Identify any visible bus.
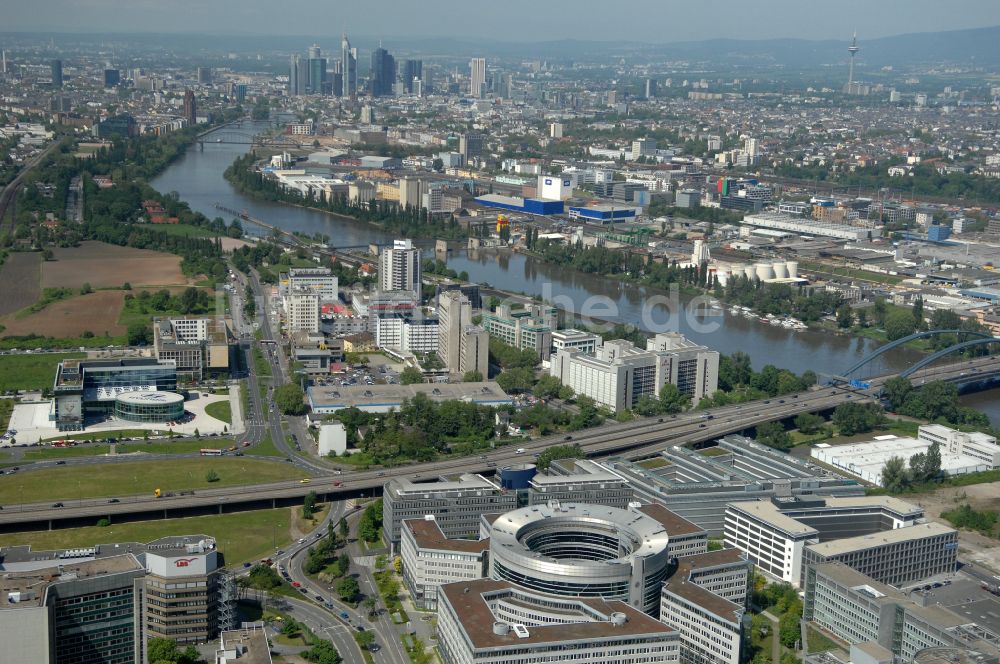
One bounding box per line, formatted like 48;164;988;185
200;448;224;456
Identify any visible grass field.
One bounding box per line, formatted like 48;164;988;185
806;626;842;653
0;457;306;503
0;252;41;317
0;352;85;392
0;400;13;431
244;433;285;458
42;428;159;442
0;508;294;565
23;438;235;460
205;400;232;424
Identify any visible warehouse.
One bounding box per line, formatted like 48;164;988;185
568;204;639;224
474;194;564;216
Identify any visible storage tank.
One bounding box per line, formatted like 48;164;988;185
754;263;774;281
786;261;799;279
499;463;537;490
743;265;756;280
772;261;788;279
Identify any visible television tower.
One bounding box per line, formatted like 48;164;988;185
847;32;860;87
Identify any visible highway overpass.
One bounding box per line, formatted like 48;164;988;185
1;355;997;533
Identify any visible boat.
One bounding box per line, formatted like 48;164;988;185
729;307;741;315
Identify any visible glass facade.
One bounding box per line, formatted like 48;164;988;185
114;394;184;423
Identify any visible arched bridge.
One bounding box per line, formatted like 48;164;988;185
900;337;1000;379
837;329;994;381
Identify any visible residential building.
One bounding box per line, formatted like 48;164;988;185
660;549;753;664
550;328;602;356
549;332;718;412
285;290;320;334
437;579;680;664
437;290;488;376
400;516;489;610
481;304;557;360
723;495;927;586
382;473;517;551
379;239;422;294
282;268;338;304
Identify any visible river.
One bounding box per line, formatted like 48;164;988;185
151;121;999;424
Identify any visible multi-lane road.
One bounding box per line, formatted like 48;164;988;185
3;353;998;530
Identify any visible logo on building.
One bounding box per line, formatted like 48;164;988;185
544;178;552;185
174;558;197;567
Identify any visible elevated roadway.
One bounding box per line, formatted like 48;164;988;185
2;355;997;532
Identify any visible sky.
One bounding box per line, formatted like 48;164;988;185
4;0;1000;43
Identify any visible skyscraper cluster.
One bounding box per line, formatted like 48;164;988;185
287;36;422;99
289;44;328;96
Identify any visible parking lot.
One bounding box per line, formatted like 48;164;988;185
312;362;401;389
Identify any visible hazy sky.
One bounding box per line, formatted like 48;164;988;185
5;0;1000;42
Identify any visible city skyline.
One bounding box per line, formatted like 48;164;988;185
3;0;1000;42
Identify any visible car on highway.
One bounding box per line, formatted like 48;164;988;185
314;595;323;602
55;460;66;465
291;581;301;587
108;498;119;503
52;502;64;508
299;478;311;484
340;611;350;620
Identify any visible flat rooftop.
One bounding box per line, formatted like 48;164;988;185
308;381;511;410
728;495;923;538
387;473;502;498
217;624;272;664
439;579;676;649
0;553;143;609
662;548;749;622
813;436;994;479
636;503;707;537
806;521;956;557
403;518;489;554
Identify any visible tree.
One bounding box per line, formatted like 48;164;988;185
658;384;691;414
205;469;220;483
884;309;917;341
127;322;152;346
755;421;792;450
80;282;93;295
302;639;343;664
146;638;193;664
496;367;535;393
778;600;803;648
362;595;378;618
248;563;282;590
836;304;854;328
462;370;483;382
793;413;825;435
881;456;910;493
336;576;359;602
356;629;376;650
832;402;885;436
882;376;913;412
42;248;54;261
273;383;307;415
400;367;424;385
339;517;349;541
303;490;318;519
533;375;564;399
912;296;925;329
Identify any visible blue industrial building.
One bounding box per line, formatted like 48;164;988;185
568;205;638;224
927;224;952;242
475;194;564;216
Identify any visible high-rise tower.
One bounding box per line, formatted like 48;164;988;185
847;32;860;87
470;58;486;98
341;32;357;98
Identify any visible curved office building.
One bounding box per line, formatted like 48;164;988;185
114;391;185;423
488;501;672;614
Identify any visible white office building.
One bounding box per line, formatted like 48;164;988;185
550;328;602;357
375;316;439;355
549;332;718;412
285;290;320;334
723;495;928;586
437;579;681;664
660;549;753;664
437;290;488;376
379;239;422;294
400;516;489;610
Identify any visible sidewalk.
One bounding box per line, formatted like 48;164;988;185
230;381;245;436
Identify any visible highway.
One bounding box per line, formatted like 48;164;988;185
2;354;997;530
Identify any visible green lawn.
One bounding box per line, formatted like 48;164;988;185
806;626;842;653
23;438;235;459
0;352;85;392
698;447;728;457
243;432;285;458
41;428;158;442
0;508;293;565
0;399;13;431
205;400;232;424
637;457;671;469
0;457;306;504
